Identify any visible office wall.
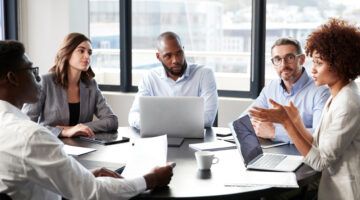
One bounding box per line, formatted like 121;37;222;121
18;0;88;74
18;0;68;73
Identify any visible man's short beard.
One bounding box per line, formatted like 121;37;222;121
162;60;187;77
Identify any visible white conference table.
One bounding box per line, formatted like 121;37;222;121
61;127;320;200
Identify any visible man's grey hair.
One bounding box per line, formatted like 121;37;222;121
271;37;303;54
156;31;183;50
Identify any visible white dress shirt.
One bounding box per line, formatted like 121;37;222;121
0;100;146;200
128;64;218;129
304;81;360;199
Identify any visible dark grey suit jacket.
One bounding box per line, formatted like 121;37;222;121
22;73;118;136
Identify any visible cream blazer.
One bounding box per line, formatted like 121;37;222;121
304;81;360;200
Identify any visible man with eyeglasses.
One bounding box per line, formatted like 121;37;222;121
245;38;330;143
0;40;173;199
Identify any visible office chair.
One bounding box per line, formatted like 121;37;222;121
0;193;12;200
212;111;218;127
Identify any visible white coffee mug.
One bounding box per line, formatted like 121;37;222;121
195;151;219;170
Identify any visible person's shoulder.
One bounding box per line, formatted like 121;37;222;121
86;77;98;87
36;73;57;91
190;64;213;75
337;83;360;106
41;73;56;83
16;120;63;156
190;63;206;70
262;79;280;91
307;81;328;93
143;66;164;79
150;66;164;74
301;77;328;93
256;79;279;98
1;104;55;143
311;84;330;99
266;79;279;87
14;117;52;139
322;83;358;118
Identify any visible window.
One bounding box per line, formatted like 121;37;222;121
265;0;360;83
1;0;17;40
132;0;253;92
0;0;5;40
89;0;120;85
89;0;265;97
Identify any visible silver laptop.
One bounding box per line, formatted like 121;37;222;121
140;96;204;138
229;115;303;172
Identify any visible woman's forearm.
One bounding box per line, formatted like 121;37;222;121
283;118;313;156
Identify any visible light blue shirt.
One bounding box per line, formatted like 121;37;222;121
129;64;218;129
248;68;330;143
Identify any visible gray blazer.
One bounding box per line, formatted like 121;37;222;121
22;73;118;136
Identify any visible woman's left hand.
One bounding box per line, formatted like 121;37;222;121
249;99;289;124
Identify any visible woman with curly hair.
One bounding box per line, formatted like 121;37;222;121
22;33;118;138
250;18;360;199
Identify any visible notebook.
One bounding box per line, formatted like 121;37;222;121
229;115;303;172
79;132;129;145
189;140;237;151
139;96;205;138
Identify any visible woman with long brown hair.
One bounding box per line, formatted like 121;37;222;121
23;33;118;137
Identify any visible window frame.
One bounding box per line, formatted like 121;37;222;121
3;0;18;40
98;0;266;99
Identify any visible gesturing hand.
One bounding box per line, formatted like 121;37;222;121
251;119;275;139
283;101;301;123
249;99;289;124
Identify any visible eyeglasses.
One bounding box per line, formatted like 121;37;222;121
16;67;41;82
271;53;302;66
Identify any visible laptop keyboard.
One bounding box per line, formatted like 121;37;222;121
252;154;286;168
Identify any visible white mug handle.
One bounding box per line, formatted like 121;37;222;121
212;157;219;164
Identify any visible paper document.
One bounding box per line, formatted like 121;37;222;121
225;171;299;188
189;140;236;151
215;127;231;135
63;144;96;156
122;135;167;178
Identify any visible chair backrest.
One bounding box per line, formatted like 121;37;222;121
0;193;12;200
213;111;218;127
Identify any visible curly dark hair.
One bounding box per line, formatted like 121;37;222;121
305;18;360;81
0;40;26;78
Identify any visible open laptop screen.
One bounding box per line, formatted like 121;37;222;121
140;96;204;138
232;115;263;166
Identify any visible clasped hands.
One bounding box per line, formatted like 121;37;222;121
57;124;95;138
